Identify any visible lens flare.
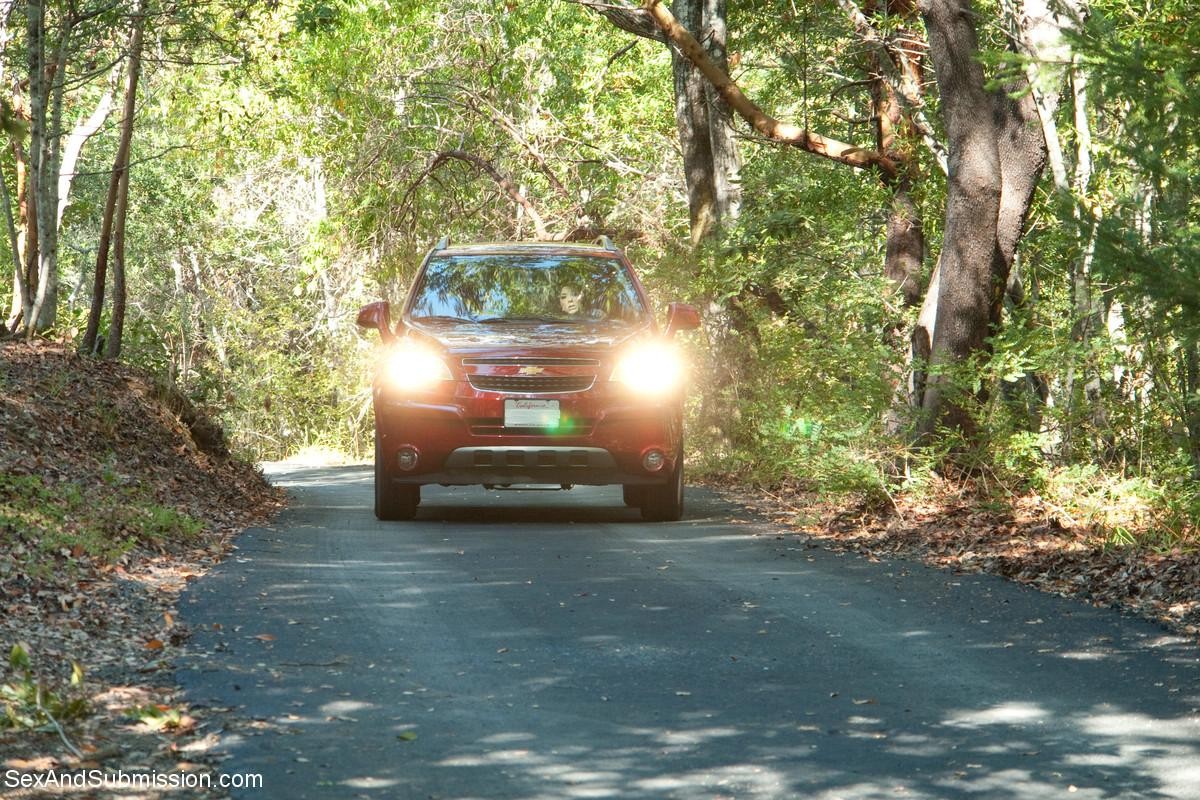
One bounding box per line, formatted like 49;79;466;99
385;345;452;391
611;342;685;395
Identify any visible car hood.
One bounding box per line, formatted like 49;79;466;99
406;321;651;353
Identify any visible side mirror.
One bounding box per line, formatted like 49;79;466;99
664;302;700;337
356;301;395;342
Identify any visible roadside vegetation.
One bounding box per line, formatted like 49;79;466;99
1;0;1200;776
0;340;280;788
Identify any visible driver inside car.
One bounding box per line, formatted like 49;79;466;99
558;282;604;320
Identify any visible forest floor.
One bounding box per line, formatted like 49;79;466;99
3;341;1199;798
0;340;283;798
713;477;1200;642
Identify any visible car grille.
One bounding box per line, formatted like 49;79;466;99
462;357;600;366
468;375;595;394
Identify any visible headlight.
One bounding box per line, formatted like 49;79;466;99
384;344;452;391
611;342;685;395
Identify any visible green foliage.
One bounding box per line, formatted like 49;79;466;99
1;644;90;730
661;150;909;504
0;473;203;578
0;0;1195;547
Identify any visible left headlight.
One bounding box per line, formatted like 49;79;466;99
383;344;453;391
611;341;685;395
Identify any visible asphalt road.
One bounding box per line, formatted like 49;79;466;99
178;465;1200;800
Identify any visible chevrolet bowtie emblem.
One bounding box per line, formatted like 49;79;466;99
518;366;545;375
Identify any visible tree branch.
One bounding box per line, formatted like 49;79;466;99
571;0;666;43
406;150;549;240
642;0;898;179
836;0;948;174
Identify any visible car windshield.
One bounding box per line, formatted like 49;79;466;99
407;253;649;325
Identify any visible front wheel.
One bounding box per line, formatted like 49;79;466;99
640;451;684;522
375;432;419;521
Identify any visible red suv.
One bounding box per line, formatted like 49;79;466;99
356;238;700;521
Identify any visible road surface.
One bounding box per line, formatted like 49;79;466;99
179;465;1200;799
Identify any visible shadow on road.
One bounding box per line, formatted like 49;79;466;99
178;465;1200;799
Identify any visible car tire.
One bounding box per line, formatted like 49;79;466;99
375;432;418;521
640;449;683;522
622;485;646;508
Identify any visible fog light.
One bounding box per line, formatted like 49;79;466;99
396;447;419;472
642;449;666;472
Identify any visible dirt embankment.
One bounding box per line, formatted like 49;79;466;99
1;340;283;797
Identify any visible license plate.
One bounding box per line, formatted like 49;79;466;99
504;399;560;428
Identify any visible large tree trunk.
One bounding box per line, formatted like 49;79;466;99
700;0;741;227
670;0;718;244
916;0;1046;442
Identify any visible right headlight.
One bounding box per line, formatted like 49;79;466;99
610;342;685;396
383;343;452;391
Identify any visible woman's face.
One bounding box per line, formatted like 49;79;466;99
559;287;583;314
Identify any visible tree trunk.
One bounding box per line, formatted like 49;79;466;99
865;3;926;307
0;161;21;319
58;79;114;228
916;0;1004;439
81;143;118;354
23;0;45;337
5;137;32;329
0;0;25;331
103;168;130;358
670;0;718;244
27;2;74;333
885;183;924;307
700;0;741;227
916;0;1045;442
100;1;145;360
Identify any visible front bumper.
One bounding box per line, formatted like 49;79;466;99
375;395;682;486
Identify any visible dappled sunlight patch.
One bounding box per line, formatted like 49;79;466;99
641;763;790;797
340;775;400;789
943;702;1049;728
883;732;944;758
479;731;538;745
318;698;374;716
654;726;742;746
1079;711;1200;741
934;768;1106;799
437;750;531;768
1058;650;1109;661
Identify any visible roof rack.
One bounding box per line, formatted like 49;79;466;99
434;236;450;250
593;235;616;251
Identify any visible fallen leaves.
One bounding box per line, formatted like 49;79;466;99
715;480;1200;641
0;340;285;796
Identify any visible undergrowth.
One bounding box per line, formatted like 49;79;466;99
1;643;90;730
0;472;204;579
